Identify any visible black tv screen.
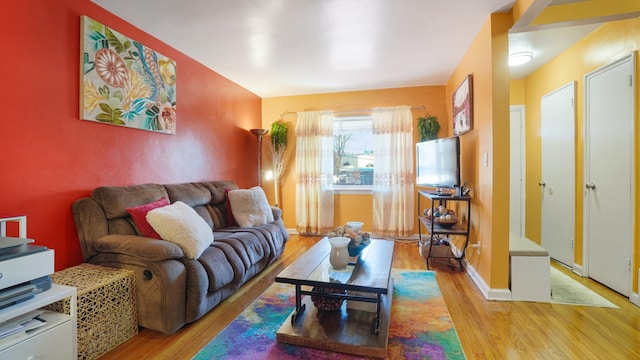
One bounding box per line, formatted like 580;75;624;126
416;136;461;189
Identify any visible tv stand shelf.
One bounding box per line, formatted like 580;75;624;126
417;190;471;271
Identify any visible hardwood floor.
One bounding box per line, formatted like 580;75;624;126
100;235;640;359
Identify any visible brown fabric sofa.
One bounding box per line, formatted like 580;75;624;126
72;180;288;334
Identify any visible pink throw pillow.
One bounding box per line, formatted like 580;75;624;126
225;189;237;227
127;197;170;239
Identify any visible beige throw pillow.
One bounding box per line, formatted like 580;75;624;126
146;201;213;259
228;186;274;227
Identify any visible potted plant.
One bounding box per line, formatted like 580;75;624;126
417;115;440;141
269;119;289;207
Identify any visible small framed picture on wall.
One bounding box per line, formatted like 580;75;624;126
452;75;473;136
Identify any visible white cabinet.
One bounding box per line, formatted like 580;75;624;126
0;284;77;359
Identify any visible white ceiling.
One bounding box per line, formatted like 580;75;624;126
508;22;600;79
91;0;601;98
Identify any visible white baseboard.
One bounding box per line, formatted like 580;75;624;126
465;261;512;301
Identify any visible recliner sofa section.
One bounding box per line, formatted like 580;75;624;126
72;180;288;334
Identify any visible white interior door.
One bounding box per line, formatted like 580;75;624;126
541;82;575;267
510;106;525;237
584;54;634;296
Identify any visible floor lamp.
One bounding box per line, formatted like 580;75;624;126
250;129;268;186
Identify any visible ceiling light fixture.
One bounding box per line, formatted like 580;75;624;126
509;51;533;67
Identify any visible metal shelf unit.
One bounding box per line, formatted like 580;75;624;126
417;190;471;271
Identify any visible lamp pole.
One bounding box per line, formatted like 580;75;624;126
250;129;269;186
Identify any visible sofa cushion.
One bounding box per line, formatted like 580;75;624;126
198;244;240;292
224;189;238;227
92;183;168;220
147;201;214;259
164;183;214;229
94;234;184;261
200;181;238;230
228;186;274;227
126;197;170;239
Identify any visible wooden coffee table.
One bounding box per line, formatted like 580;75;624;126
275;237;394;358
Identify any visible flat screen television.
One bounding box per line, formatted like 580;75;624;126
416;136;461;192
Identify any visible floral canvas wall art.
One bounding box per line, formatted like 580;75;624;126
81;16;177;134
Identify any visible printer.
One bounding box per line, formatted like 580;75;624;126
0;237;53;309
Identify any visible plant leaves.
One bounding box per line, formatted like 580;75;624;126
418;115;440;141
98;85;110;98
96;113;125;125
99;102;112;113
270;120;289;151
105;27;125;53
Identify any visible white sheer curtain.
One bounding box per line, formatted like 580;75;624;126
372;106;415;238
295;111;335;235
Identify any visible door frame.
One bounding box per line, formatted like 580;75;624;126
582;52;636;287
510;105;526;237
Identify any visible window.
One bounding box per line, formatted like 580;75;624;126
333;116;374;191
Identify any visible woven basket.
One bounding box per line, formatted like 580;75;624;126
311;287;346;311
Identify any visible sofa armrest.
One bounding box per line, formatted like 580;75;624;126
271;206;283;220
94;234;185;261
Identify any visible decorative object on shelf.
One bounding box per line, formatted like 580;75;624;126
310;286;346;311
452;74;473;136
80;16;177;134
269;119;289;207
345;221;363;232
417;114;440;141
328;236;350;270
250;128;269;186
424;206;458;228
327;224;371;257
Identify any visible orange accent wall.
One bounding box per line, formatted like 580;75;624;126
0;0;261;269
447;13;513;290
261;86;447;233
521;16;640;292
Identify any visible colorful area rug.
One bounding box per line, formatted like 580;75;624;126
193;270;465;359
550;267;618;308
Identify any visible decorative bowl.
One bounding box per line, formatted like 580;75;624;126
346;221;364;232
433;218;458;228
425;209;458;228
348;241;369;257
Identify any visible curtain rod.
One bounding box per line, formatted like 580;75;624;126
279;105;425;118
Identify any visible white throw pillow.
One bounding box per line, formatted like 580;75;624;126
228;186;274;227
146;201;213;259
